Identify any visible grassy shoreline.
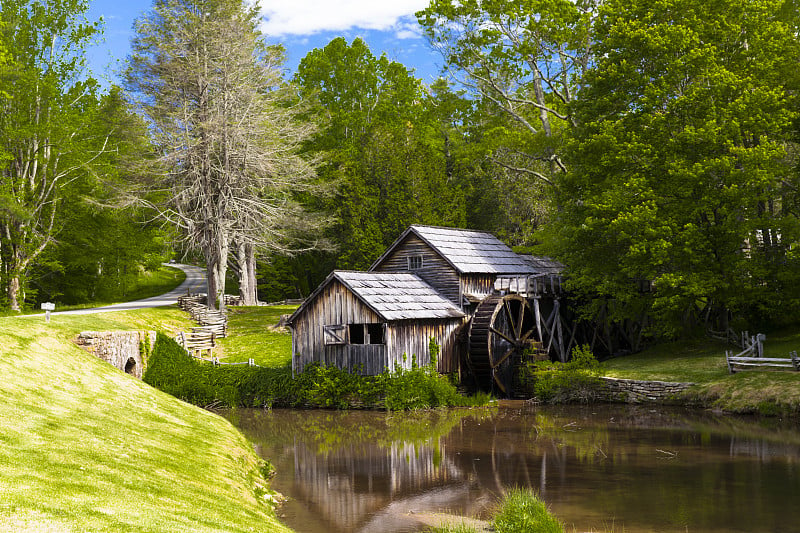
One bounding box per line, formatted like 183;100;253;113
0;308;290;532
215;305;800;416
600;328;800;416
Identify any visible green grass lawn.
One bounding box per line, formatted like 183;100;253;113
215;305;297;367
600;337;733;382
600;327;800;415
0;308;291;533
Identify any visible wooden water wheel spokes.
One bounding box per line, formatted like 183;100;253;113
468;294;536;396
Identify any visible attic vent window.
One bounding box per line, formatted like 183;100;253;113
407;255;423;270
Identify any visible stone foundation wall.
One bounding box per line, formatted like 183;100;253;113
75;331;157;379
600;377;695;404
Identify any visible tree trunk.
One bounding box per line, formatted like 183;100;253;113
7;244;26;312
246;243;257;305
215;235;229;311
235;240;258;306
206;256;218;311
7;274;21;312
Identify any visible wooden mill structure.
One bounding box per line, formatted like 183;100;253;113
289;225;588;396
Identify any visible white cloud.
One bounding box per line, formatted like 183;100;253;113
256;0;430;37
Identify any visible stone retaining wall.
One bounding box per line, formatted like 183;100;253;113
75;331;156;379
600;377;695;403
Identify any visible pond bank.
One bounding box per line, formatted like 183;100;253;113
599;376;695;403
594;329;800;416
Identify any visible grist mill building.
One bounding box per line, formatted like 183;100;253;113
288;225;567;394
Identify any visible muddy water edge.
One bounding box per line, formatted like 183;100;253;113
223;405;800;533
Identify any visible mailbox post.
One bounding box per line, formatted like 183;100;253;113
41;302;55;322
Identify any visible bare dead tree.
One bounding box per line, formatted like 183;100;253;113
125;0;330;309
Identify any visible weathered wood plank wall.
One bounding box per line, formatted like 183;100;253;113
292;279;381;374
323;344;386;375
387;319;464;374
292;279;463;375
460;274;496;302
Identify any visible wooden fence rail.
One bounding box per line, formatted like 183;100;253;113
175;330;215;358
725;332;799;373
727;352;800;373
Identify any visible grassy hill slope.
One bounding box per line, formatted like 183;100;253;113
0;308;290;532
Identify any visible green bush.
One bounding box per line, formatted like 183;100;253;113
381;361;462;411
521;345;605;403
144;334;486;410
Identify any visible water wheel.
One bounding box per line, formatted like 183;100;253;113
468;294;536;396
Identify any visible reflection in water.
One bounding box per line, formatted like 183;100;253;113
225;406;800;533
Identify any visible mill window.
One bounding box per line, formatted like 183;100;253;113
347;323;386;345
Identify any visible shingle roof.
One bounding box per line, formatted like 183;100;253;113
288;271;466;324
336;271;465;321
405;225;536;274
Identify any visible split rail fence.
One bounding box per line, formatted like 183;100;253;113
725;332;800;373
174;294;262;368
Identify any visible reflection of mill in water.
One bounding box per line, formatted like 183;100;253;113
286;413;563;533
292;441;467;532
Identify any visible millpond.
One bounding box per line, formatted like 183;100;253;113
224;405;800;533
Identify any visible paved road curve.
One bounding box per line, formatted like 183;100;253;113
30;263;207;316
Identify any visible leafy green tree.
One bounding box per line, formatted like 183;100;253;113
0;0;109;310
32;89;171;304
550;0;800;333
417;0;596;210
296;38;468;271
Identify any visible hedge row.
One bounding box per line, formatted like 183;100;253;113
143;333;487;410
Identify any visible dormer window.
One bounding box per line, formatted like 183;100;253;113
407;254;423;270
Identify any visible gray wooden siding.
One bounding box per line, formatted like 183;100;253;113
292;279;382;374
292;278;464;376
387;319;464;374
323;344;387;375
460;274;497;301
371;235;461;305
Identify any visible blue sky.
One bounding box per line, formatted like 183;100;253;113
85;0;446;86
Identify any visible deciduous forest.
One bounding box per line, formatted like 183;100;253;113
1;0;798;337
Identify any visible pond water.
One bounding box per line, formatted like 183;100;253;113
224;405;800;533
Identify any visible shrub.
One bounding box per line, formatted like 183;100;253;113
522;345;604;403
381;362;462;411
144;334;487;410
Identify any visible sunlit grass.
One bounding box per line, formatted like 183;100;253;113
425;488;563;533
0;308;290;533
215;305;297;367
600;337;732;382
